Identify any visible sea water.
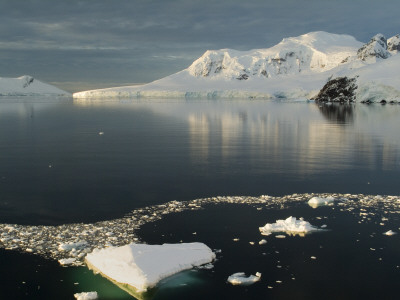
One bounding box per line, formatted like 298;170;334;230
0;98;399;299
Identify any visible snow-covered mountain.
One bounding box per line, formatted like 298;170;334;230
0;75;70;96
73;31;400;102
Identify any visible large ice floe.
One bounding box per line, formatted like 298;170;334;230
259;216;320;236
73;31;400;103
85;242;215;293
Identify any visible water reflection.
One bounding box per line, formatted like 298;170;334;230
316;103;354;124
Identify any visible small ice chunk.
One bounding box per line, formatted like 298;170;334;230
74;291;98;300
308;196;335;208
259;217;319;236
275;235;286;239
58;241;87;251
233;238;239;242
85;242;215;292
227;272;261;285
383;230;397;236
98;132;104;135
258;239;267;245
59;258;76;266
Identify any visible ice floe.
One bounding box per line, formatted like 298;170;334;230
227;272;261;285
0;193;399;267
85;242;215;292
259;216;320;236
308;196;335;208
383;230;397;236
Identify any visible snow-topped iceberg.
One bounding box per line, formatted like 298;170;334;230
308;196;335;208
259;216;320;236
0;75;70;97
73;31;400;102
85;242;215;295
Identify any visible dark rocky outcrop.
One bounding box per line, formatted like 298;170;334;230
312;76;357;103
357;34;391;60
22;75;34;88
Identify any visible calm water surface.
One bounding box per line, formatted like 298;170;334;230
0;98;399;299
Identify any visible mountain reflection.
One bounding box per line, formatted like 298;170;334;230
316;103;354;124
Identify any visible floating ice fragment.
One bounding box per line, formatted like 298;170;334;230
74;291;98;300
58;258;76;266
233;238;239;242
259;239;267;245
98;132;104;135
275;235;286;239
227;272;261;285
259;216;320;236
383;230;397;236
308;196;335;208
85;242;215;293
311;256;317;260
58;241;87;251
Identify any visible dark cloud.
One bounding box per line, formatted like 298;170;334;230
0;0;400;92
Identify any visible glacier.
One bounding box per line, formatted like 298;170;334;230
73;31;400;102
0;75;70;97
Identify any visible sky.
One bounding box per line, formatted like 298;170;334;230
0;0;399;93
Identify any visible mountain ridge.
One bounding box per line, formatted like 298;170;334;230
73;31;400;102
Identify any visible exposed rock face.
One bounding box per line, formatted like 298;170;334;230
312;77;357;103
388;34;400;52
357;34;391;60
21;75;34;88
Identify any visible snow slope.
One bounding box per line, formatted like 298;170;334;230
0;75;70;96
73;32;400;101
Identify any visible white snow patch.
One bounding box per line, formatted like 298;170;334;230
227;272;261;285
308;196;335;208
74;291;98;300
259;216;320;236
85;242;215;292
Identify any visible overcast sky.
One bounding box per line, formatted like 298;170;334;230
1;0;399;92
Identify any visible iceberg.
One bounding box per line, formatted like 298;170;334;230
85;242;215;295
227;272;261;285
308;196;335;208
259;216;320;236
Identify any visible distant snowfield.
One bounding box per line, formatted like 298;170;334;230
0;75;70;97
73;31;400;102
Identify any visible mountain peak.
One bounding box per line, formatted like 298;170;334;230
188;31;362;80
357;33;391;60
